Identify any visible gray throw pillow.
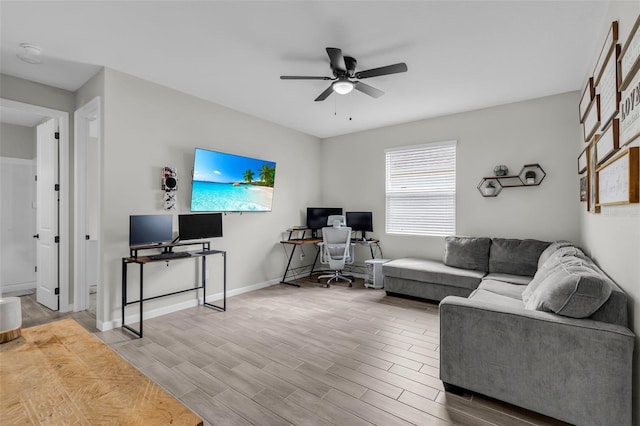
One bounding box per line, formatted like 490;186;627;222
489;238;550;277
522;255;585;303
443;236;491;272
537;240;575;269
524;262;612;318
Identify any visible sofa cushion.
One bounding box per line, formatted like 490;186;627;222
489;238;550;276
443;236;491;272
524;263;613;318
382;258;485;290
537;240;574;269
477;279;526;300
468;289;525;309
484;273;532;286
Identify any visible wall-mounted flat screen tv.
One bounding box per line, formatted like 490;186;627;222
191;148;276;212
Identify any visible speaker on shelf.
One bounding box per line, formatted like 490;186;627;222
162;166;177;191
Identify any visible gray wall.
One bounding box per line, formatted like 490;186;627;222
99;68;322;327
321;92;581;263
578;3;640;424
0;122;34;159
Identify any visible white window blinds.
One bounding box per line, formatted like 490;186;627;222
385;141;456;236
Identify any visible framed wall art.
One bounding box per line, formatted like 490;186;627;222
619;63;640;147
596;118;619;165
596;146;639;206
578;145;588;174
618;14;640;91
587;141;600;213
594;21;618;85
580;175;587;202
582;95;600;142
597;44;620;130
579;77;594;122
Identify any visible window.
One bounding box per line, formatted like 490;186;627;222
385;141;456;236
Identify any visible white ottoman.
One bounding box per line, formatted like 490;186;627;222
0;297;22;343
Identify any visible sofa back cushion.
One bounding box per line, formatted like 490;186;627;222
443;236;491;272
524;262;612;318
489;238;550;276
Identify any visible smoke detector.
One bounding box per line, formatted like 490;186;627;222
17;43;42;64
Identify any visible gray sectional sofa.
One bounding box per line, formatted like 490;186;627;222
382;237;634;426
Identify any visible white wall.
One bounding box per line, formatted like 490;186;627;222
321;92;581;263
0;122;35;159
578;4;640;424
98;68;322;328
0;123;36;292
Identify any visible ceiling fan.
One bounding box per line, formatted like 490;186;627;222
280;47;408;102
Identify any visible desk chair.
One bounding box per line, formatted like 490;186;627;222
327;215;346;227
317;226;354;287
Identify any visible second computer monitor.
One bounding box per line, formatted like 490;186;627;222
346;211;373;240
178;213;223;241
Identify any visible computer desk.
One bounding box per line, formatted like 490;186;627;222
122;240;226;338
279;230;382;286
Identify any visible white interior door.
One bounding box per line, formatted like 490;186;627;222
74;97;101;314
36;118;59;311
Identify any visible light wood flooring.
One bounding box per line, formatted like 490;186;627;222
93;278;569;426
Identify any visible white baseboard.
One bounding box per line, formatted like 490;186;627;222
97;277;281;332
0;282;35;294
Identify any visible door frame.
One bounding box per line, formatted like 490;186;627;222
0;98;70;311
73;97;101;314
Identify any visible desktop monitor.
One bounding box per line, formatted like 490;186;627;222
346;211;373;240
178;213;223;240
306;207;342;237
129;214;173;247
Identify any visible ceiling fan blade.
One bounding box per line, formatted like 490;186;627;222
354;81;384;98
326;47;346;72
314;85;334;102
280;75;333;80
355;63;408;79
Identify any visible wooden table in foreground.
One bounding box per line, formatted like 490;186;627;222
0;318;202;425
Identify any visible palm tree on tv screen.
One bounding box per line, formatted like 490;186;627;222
243;169;254;183
259;163;275;187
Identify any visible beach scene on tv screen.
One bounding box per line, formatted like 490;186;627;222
191;149;276;212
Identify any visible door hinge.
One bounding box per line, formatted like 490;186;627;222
54;132;60;140
35;175;37;181
54;184;60;191
35;266;37;273
55;236;60;243
54;288;60;295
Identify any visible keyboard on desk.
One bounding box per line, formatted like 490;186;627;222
147;251;192;260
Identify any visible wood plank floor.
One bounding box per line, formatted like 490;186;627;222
14;293;98;331
95;278;569;426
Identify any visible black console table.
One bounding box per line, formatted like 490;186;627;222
122;240;226;338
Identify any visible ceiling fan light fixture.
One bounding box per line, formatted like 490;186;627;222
333;80;354;95
17;43;42;64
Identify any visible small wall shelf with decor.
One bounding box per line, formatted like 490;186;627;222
477;164;546;197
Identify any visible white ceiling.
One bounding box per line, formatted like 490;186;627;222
0;105;46;127
0;1;610;138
